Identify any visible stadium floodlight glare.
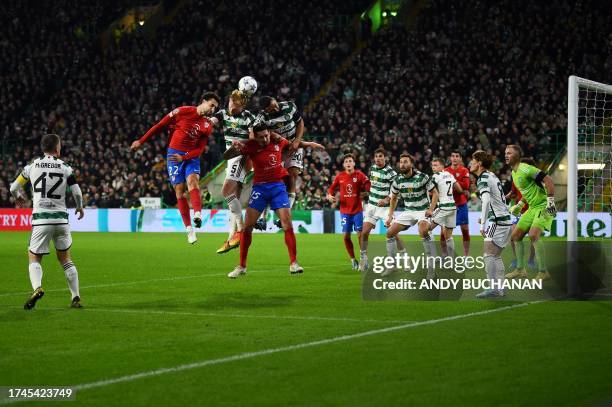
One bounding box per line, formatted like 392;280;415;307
567;75;612;241
577;163;606;170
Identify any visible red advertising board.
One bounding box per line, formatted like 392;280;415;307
0;208;33;230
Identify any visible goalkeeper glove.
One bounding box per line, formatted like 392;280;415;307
546;196;557;217
510;201;525;216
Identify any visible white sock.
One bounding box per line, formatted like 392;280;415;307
226;195;244;232
422;235;437;278
494;255;506;293
360;249;367;259
386;237;397;257
446;238;455;258
63;261;80;298
288;193;296;208
228;213;237;239
483;253;495;282
28;262;43;290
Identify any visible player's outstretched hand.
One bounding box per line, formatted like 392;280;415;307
168;154;184;163
130;140;142;150
309;142;325;150
509;201;525;216
480;227;486;237
425;209;433;218
75;208;84;220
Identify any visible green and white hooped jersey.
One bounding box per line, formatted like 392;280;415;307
368;164;396;207
214;109;256;149
390;170;430;212
21;155;75;225
259;101;302;141
476;171;511;223
429;171;457;209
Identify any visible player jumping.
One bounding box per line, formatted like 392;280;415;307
223;122;324;278
505;144;556;281
470;150;512;298
256;96;305;230
327;154;371;270
359;148;405;272
131;92;220;244
210;90;257;254
10;134;85;309
442;151;471;255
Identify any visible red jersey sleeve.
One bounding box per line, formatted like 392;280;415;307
328;174;340;196
359;171;371;192
139;108;180;144
458;168;470;190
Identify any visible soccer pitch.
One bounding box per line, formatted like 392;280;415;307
1;232;611;406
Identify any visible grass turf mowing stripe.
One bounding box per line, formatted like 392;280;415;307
0;263;348;298
0;301;539;404
85;307;416;324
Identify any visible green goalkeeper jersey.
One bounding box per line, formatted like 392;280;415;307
511;163;547;208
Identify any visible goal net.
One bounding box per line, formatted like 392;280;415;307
567;76;612;241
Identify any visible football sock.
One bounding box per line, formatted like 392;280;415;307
446;238;456;258
343;235;355;259
386;237;397;257
239;229;253;268
516;240;525;268
284;228;297;263
361;238;369;253
483;253;495;281
177;197;191;227
189;189;202;213
62;261;80;298
440;235;448;256
226;194;244;232
494;255;506;290
28;262;43;290
533;239;547;272
228;214;237;240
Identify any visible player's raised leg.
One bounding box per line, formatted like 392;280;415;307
172;181;196;244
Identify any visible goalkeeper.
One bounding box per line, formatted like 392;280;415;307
504;144;556;281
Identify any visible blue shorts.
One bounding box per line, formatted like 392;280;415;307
248;182;290;212
166;148;200;185
456;203;469;226
341;212;363;233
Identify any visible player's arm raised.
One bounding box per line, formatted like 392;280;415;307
223;140;246;160
299;141;325;150
131;110;174;150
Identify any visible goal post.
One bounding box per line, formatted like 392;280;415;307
567;75;612;242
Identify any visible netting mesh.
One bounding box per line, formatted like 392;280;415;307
576;85;612;213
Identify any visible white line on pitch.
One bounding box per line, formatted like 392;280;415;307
0;301;539;404
84;307;414;324
0;263;348;298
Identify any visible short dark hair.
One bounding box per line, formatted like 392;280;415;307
41;133;60;153
521;157;536;166
259;96;275;110
507;144;523;157
450;150;462;157
399;153;414;162
472;150;493;169
201;91;220;105
431;157;445;166
343;153;355;162
374;148;387;157
253;120;268;133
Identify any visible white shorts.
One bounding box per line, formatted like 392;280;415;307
29;223;72;255
225;155;248;183
484;223;512;248
284;147;303;172
364;203;389;225
430;208;457;229
393;210;428;227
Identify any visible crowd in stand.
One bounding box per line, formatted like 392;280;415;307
1;0;610;210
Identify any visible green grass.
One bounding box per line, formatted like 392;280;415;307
1;232;611;406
